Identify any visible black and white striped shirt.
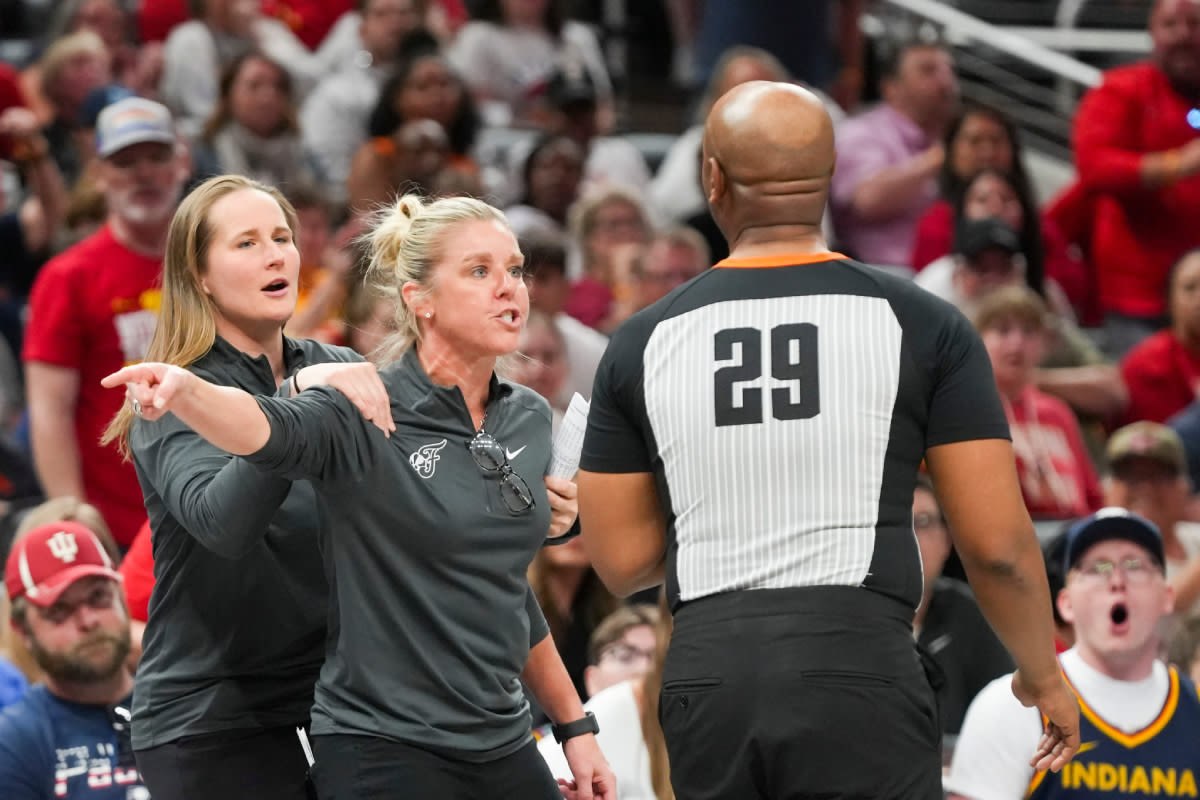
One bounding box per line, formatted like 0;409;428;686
580;253;1010;610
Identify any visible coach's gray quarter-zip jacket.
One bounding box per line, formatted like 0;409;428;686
247;346;554;761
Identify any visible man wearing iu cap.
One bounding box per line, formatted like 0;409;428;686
948;508;1200;800
24;97;190;549
0;521;147;799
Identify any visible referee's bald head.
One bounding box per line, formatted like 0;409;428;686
702;81;835;248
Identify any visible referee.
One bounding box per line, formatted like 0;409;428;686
577;81;1079;799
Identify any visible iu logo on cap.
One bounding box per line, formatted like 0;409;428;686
46;531;79;564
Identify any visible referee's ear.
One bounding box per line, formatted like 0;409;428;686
704;156;726;206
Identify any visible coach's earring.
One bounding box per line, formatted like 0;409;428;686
425;312;432;318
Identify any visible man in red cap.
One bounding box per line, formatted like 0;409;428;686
0;521;146;798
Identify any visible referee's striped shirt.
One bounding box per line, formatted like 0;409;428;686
580;253;1011;611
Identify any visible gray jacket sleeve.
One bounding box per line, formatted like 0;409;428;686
525;584;551;649
132;414;293;560
248;387;382;484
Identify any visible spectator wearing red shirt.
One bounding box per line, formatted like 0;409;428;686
977;286;1104;521
1072;0;1200;357
1120;249;1200;426
23;98;189;548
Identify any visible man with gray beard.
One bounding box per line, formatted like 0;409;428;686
23;97;190;550
0;521;147;798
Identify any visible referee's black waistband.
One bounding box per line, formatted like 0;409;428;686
673;585;914;628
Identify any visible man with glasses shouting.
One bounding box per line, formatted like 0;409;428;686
947;508;1200;800
0;521;146;798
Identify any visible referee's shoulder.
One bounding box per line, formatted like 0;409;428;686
843;258;972;326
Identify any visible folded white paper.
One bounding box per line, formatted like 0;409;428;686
547;393;589;480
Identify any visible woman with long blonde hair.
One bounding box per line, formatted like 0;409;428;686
99;174;390;800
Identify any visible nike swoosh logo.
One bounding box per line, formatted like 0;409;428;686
506;445;527;461
1076;741;1099;755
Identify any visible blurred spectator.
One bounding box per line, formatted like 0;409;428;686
527;538;620;702
693;0;864;110
911;475;1013;734
300;0;421;202
192;52;319;189
346;49;479;213
1168;615;1200;685
1042;530;1075;652
23;98;189;549
915;215;1026;317
283;186;359;341
33;0;164;107
316;0;454;71
910;107;1091;321
650;46;791;225
0;522;143;797
31;30;112;187
919;215;1126;439
339;277;398;356
501;65;650;205
448;0;613;129
116;519;151;664
1072;0;1200;357
580;604;659;699
505;132;584;240
948;509;1193;800
1104;422;1200;618
976;286;1104;520
0;63;27;137
1120;249;1200;425
831;39;958;267
159;0;324;139
261;0;356;50
1;497;124;688
538;597;672;800
523;234;607;405
0;107;68;356
138;0;190;44
631;227;708;311
562;185;652;332
508;309;569;428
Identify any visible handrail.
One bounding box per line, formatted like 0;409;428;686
879;0;1103;86
1001;27;1150;53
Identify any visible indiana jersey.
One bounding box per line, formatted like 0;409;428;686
581;253;1010;611
1028;667;1200;798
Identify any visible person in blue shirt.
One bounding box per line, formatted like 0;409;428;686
0;520;147;799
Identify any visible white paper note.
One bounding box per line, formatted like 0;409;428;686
297;727;315;767
547;393;590;480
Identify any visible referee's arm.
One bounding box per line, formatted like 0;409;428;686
927;437;1080;772
577;470;667;597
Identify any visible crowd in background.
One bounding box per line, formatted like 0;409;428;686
0;0;1198;798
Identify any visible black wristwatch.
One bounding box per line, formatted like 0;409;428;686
552;711;600;744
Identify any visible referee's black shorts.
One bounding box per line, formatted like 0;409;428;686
660;585;943;800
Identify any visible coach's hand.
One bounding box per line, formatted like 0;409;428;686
295;361;395;436
545;477;579;540
558;733;616;800
1012;669;1080;773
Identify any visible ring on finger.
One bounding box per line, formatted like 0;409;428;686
131;398;143;417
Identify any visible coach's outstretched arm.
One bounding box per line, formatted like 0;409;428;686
926;437;1080;773
577;471;667;597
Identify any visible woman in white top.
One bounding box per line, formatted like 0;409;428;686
448;0;612;129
